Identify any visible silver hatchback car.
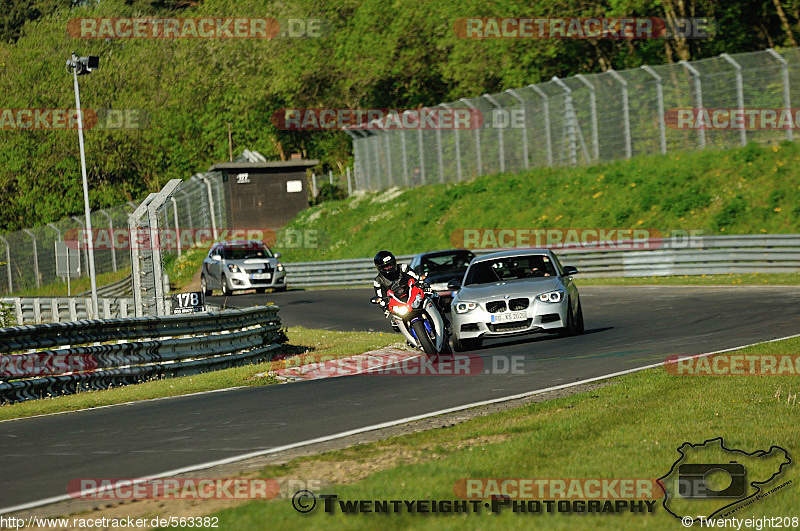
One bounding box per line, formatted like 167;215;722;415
200;240;287;296
449;249;584;351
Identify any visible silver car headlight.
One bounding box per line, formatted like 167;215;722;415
454;301;478;314
537;290;564;303
276;262;284;272
227;264;243;273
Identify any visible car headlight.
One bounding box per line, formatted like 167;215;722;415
227;264;242;273
454;301;478;314
393;306;409;316
429;282;448;291
537;290;564;303
276;262;284;272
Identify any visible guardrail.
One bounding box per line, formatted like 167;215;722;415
0;305;285;404
282;235;800;286
0;297;135;325
77;274;132;298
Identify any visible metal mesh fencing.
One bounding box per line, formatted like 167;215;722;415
0;171;230;296
351;47;800;191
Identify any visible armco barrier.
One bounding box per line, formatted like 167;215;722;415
282;235;800;286
0;305;285;404
0;297;135;325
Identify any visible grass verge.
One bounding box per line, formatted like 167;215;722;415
0;327;398;422
278;142;800;263
195;336;800;529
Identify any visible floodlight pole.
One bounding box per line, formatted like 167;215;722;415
69;52;98;317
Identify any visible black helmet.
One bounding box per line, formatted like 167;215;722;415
374;250;399;280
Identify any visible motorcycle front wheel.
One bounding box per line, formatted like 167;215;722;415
411;318;437;356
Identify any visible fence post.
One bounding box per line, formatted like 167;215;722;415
311;172;317;198
680;60;705;149
371;119;393;186
640;65;667;154
434;105;445;183
551;77;578;166
528;84;553;166
198;174;219;239
47;222;68;293
0;235;11;293
400;128;410;186
482;94;505;172
607;69;633;158
459;98;482;175
346;166;353;196
719;54;746;147
71;216;89;277
440;102;463;180
170;197;181;257
354;130;373;190
574;74;600;162
415;110;426;184
22;229;40;289
767;48;793;142
505;89;529;169
371;132;383;189
98;210;117;271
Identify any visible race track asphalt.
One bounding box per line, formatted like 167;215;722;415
3;285;800;510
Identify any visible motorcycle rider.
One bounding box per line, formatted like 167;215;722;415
373;250;426;318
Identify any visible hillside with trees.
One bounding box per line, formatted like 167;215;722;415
0;0;798;231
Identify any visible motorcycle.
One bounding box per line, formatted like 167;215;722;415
371;278;449;356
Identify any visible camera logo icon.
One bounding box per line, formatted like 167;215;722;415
677;462;746;498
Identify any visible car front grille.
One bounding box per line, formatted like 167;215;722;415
485;300;507;313
488;319;533;332
245;265;273;274
509;298;529;311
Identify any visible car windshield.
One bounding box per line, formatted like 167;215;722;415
419;251;474;274
464;255;557;285
220;244;273;260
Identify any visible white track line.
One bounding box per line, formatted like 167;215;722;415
0;387;246;425
2;332;800;515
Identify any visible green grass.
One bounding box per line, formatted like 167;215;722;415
9;268;132;298
275;142;800;263
0;327;398;421
200;335;800;529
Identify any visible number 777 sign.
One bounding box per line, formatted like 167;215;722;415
171;291;205;314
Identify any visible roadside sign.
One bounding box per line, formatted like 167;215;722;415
55;241;80;278
171;291;205;314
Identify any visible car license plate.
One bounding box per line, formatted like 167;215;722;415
491;311;526;323
250;273;271;280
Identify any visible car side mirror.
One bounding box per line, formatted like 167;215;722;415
369;297;381;305
562;265;578;276
210;254;222;261
447;279;462;290
274;252;282;258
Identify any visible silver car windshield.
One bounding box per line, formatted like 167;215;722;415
465;255;556;285
221;245;273;260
